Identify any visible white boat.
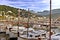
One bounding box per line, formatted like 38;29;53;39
20;32;40;39
20;30;46;40
5;26;47;40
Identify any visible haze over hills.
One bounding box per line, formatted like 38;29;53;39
37;9;60;15
37;9;60;19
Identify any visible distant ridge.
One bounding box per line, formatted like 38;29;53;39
37;9;60;19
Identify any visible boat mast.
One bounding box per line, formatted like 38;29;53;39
49;0;52;40
17;9;20;37
27;8;30;39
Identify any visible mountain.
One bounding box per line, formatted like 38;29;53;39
37;9;60;19
44;13;60;19
37;10;49;15
37;9;60;15
0;5;42;18
0;5;60;19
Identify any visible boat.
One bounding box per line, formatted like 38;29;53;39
20;30;47;40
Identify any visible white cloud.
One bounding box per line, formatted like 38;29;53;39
0;0;60;11
52;0;60;9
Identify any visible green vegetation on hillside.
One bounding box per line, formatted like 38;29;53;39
0;5;42;18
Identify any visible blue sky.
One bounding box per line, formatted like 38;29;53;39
0;0;60;11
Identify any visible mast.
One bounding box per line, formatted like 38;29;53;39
17;9;20;37
27;8;30;39
49;0;52;40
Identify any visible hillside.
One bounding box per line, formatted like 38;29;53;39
0;5;42;18
0;5;18;16
0;5;60;20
